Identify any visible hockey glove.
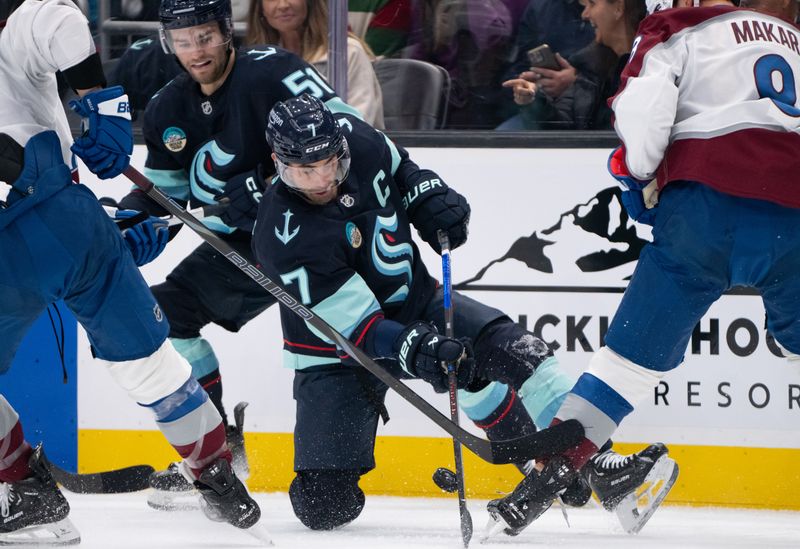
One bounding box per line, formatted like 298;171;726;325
403;173;470;254
608;146;658;226
70;86;133;180
114;209;169;266
217;166;266;231
394;321;475;393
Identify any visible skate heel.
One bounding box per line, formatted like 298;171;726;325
615;455;679;534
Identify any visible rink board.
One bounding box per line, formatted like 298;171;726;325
67;146;800;509
79;429;800;510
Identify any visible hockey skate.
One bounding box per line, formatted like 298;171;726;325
147;401;250;511
483;456;578;539
0;445;80;546
515;459;592;508
585;443;679;534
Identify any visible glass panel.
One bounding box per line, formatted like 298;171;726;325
347;0;648;131
96;0;649;131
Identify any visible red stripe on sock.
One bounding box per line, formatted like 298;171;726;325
0;423;33;482
550;418;598;470
173;422;232;477
201;375;222;389
474;389;517;430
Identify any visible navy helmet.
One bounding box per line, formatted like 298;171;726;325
266;94;351;190
158;0;233;54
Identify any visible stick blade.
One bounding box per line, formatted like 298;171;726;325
486;419;585;464
51;463;155;494
460;506;473;547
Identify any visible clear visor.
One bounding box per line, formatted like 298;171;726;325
160;22;231;54
276;146;351;195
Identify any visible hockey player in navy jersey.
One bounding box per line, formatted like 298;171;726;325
487;0;800;538
116;0;367;508
0;0;261;543
249;94;672;531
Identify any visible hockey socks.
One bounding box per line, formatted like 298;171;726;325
0;395;32;483
141;377;230;478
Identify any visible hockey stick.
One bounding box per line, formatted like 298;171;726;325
438;231;472;548
50;462;154;494
122;165;584;465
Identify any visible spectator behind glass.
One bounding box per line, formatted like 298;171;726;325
404;0;515;128
503;0;594;82
347;0;416;57
500;0;645;130
246;0;385;128
496;0;595;129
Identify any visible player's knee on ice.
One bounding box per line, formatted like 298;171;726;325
289;469;365;530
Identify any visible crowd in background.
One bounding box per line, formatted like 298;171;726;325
78;0;800;130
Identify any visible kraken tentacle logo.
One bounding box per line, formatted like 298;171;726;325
190;140;235;204
371;213;413;303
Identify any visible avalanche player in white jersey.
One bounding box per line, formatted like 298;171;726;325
487;0;800;537
0;0;263;544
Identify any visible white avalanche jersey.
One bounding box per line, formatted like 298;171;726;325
611;6;800;208
0;0;95;164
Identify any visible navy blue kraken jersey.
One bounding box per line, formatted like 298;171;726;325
252;114;439;370
137;46;359;236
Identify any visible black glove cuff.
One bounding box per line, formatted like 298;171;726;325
394;321;437;375
403;173;448;215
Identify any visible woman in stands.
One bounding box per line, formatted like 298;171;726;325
246;0;385;128
500;0;647;130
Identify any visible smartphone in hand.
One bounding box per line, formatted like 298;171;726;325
527;44;561;71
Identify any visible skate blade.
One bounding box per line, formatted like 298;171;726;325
147;489;201;511
0;517;80;546
243;521;274;547
615;456;679;534
478;515;508;543
556;498;571;528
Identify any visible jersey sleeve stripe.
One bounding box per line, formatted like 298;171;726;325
142;167;190;200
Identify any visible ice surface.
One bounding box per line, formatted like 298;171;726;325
63;492;799;548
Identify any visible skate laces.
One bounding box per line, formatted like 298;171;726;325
0;483;14;518
594;451;633;471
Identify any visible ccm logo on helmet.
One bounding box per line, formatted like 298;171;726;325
304;141;330;154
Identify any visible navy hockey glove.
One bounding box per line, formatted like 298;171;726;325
217;166;266;231
608;146;658;226
114;209;169;266
70;86;133;179
403;174;470;255
394;322;475;393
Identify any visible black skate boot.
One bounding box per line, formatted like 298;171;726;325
0;445;80;546
514;460;592;508
194;458;260;529
485;456;578;538
585;443;679;534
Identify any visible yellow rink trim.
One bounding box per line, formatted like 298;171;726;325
78;430;800;510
